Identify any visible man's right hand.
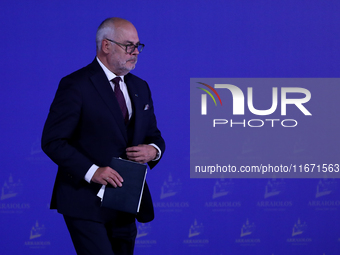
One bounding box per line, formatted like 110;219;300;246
91;166;123;187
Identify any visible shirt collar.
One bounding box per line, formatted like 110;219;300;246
96;57;125;83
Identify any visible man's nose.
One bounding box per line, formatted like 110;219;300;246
131;46;140;55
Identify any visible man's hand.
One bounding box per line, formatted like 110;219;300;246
91;166;123;187
126;144;157;164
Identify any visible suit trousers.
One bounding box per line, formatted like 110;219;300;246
64;215;137;255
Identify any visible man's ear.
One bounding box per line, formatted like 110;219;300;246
101;39;110;54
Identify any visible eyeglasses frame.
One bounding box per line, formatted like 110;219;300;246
105;38;144;54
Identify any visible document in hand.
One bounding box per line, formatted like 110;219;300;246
101;157;147;214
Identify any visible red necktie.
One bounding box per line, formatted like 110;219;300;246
112;77;129;124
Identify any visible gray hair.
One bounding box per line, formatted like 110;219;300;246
96;18;116;52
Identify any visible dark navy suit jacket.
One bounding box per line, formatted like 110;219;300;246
41;58;165;223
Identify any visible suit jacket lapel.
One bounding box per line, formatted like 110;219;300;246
89;59;128;143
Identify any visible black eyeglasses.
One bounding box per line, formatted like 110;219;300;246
105;38;144;54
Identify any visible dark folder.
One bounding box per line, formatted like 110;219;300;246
101;157;147;214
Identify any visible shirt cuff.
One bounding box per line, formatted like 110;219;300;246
149;143;161;161
85;164;99;183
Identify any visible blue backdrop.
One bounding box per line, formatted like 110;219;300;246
1;1;340;254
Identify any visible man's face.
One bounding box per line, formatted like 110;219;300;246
106;24;140;76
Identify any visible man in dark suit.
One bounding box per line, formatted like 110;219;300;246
41;17;165;255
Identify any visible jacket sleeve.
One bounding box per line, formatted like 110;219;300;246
142;82;166;169
41;76;93;184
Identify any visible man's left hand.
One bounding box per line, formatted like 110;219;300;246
126;144;157;164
